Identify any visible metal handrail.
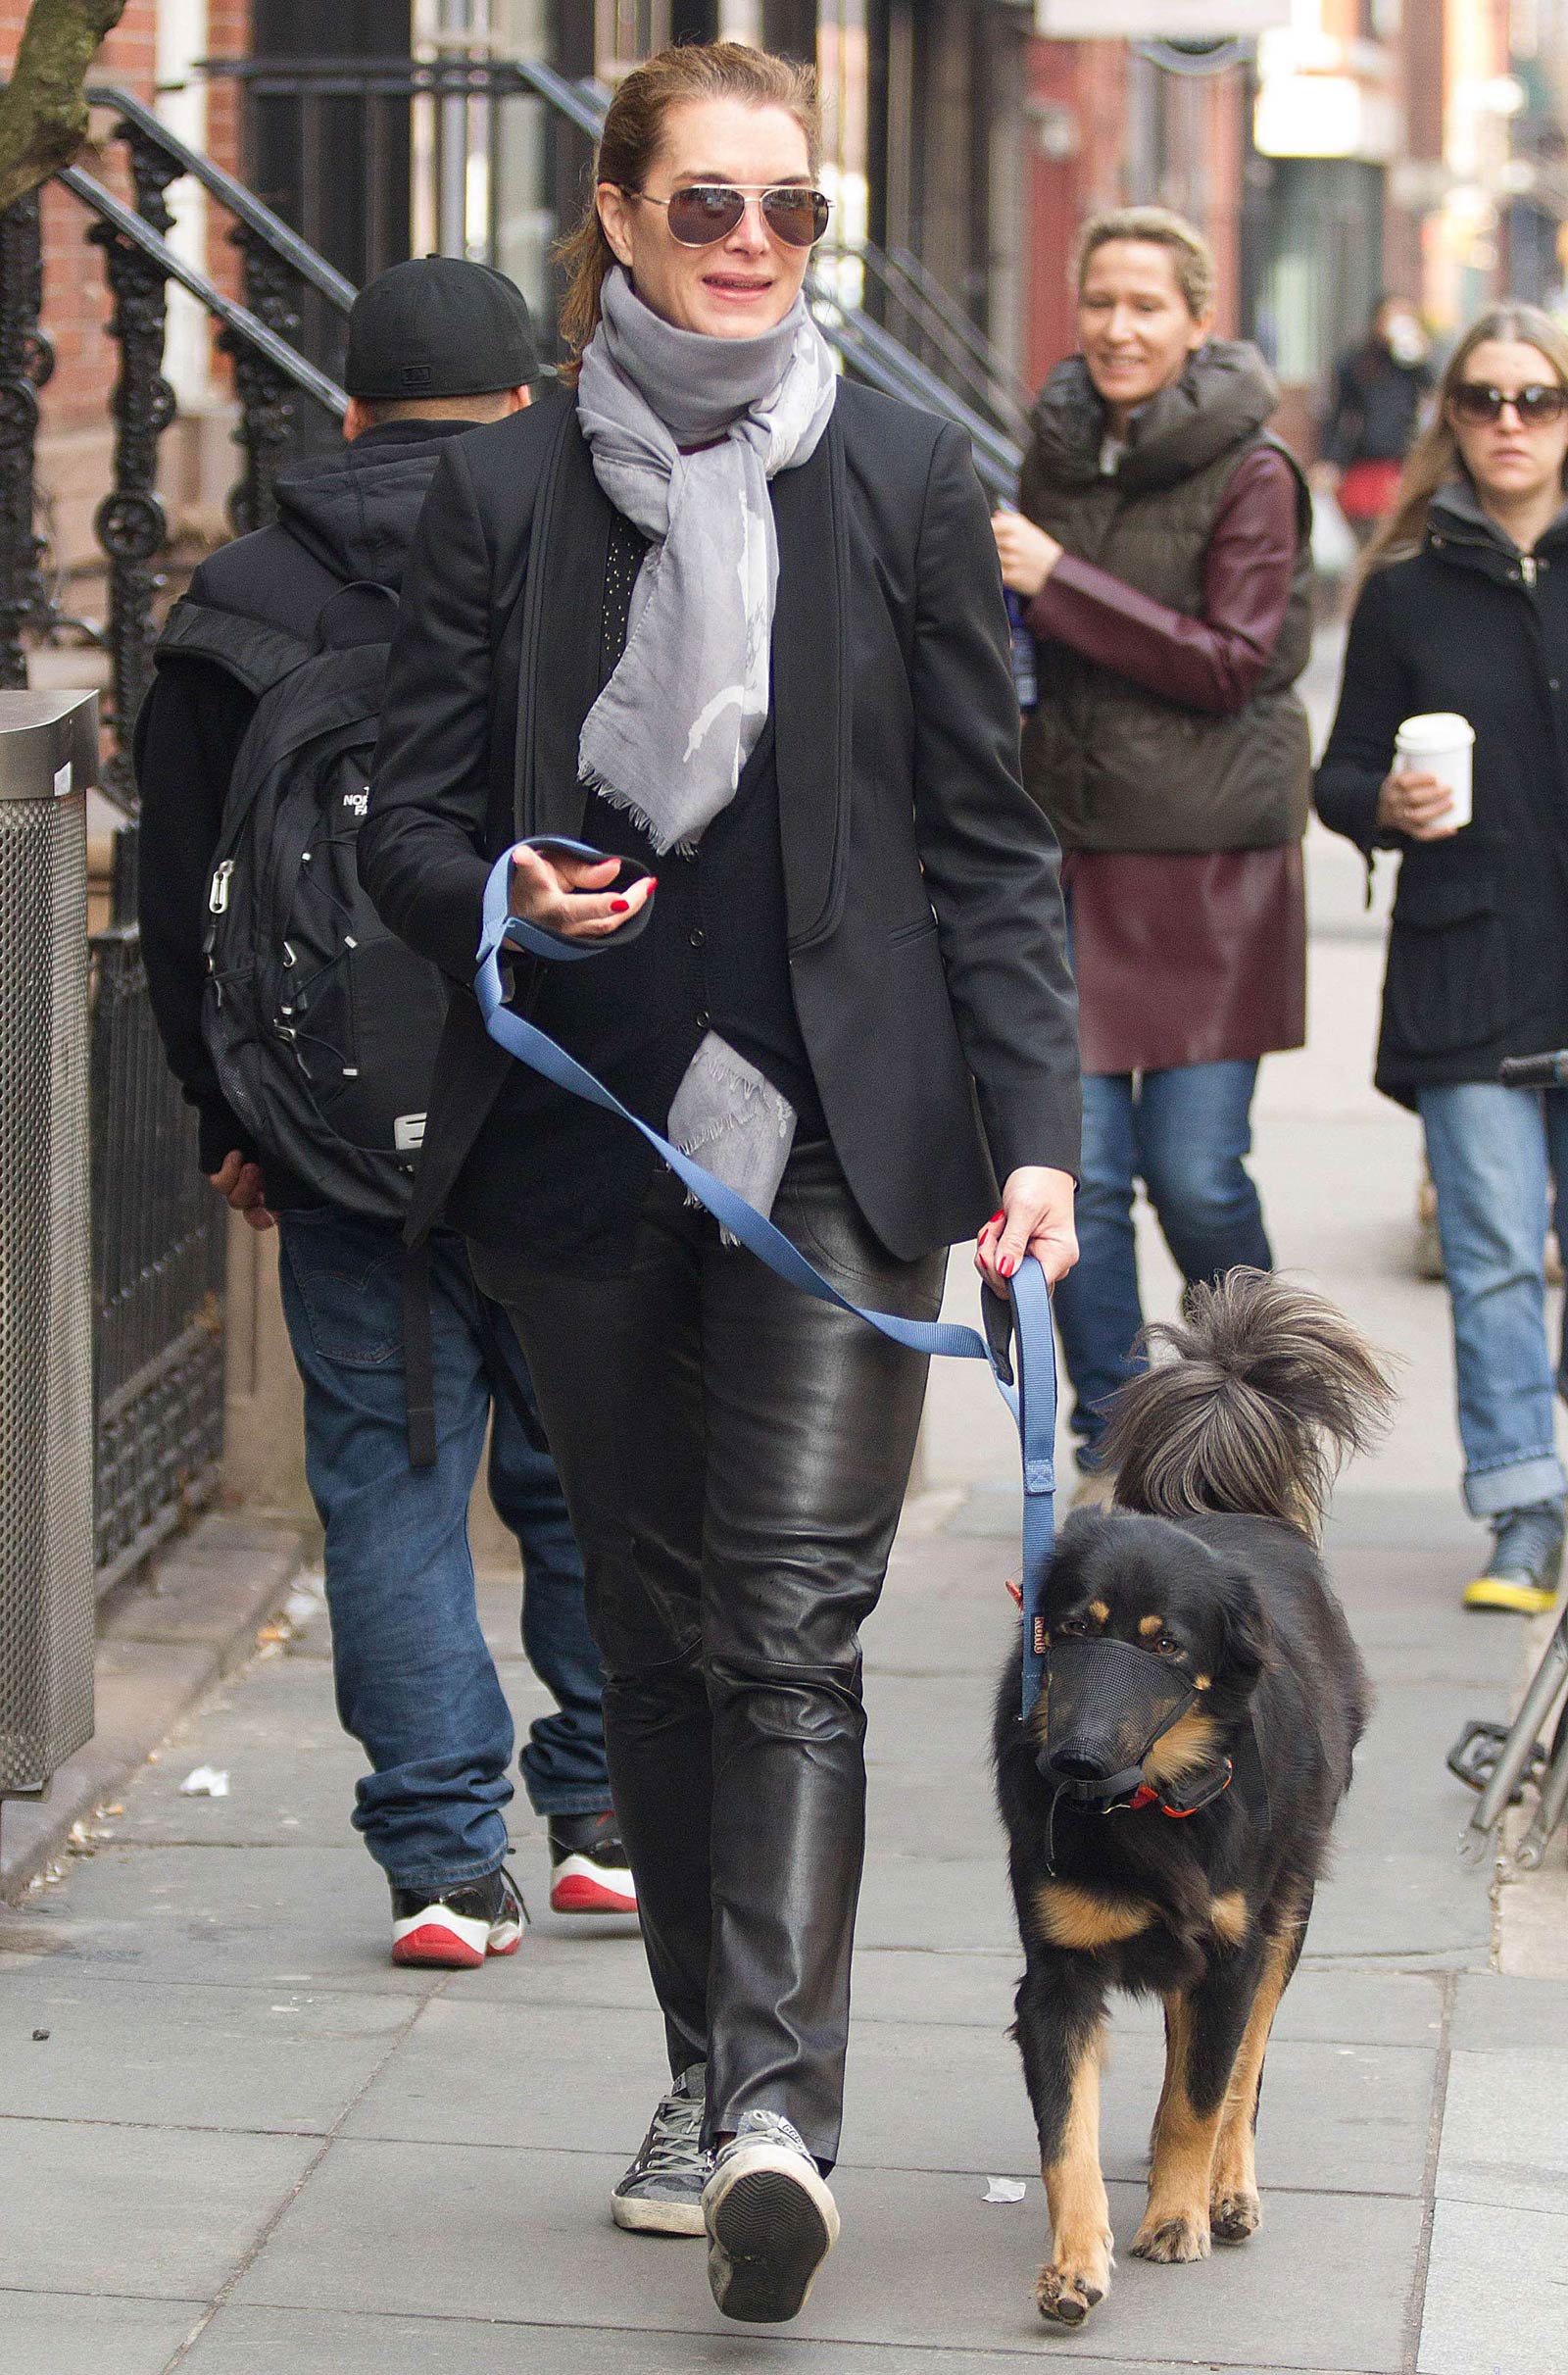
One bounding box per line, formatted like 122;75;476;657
86;84;356;313
846;241;1028;440
879;239;1034;420
198;51;611;140
55;164;348;415
810;284;1021;501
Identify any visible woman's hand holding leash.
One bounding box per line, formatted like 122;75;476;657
509;842;657;939
976;1165;1078;1292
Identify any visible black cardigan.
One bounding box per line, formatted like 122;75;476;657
1315;485;1568;1107
361;382;1081;1262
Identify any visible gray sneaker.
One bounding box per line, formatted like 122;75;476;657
1465;1501;1567;1615
703;2107;840;2323
611;2064;710;2236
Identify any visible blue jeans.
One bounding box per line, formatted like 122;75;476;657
275;1212;610;1891
1054;1062;1272;1460
1417;1083;1568;1519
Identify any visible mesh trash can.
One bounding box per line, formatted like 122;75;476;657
0;691;96;1798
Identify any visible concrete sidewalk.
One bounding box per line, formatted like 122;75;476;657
3;683;1567;2369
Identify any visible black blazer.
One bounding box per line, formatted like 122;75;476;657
362;379;1081;1261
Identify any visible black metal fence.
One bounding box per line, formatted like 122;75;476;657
0;91;343;1588
90;833;227;1595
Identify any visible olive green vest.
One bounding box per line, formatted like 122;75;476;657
1019;347;1313;855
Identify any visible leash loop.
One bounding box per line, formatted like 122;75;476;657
474;844;1057;1717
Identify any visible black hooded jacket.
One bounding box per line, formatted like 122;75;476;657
134;420;476;1196
1315;478;1568;1104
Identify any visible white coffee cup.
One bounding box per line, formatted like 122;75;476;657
1394;712;1475;829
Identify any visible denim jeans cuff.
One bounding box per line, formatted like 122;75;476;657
381;1853;507;1894
1463;1453;1568;1520
520;1788;615;1820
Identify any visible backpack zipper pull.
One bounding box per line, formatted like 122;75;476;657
208;859;235;915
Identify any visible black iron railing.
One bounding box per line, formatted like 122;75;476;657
0;96;349;1586
89;831;226;1595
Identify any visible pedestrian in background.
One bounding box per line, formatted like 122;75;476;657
362;40;1079;2322
993;205;1311;1484
1317;303;1568;1615
136;259;636;1970
1318;295;1436;539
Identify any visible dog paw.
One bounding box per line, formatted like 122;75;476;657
1035;2258;1107;2326
1210;2188;1260;2245
1132;2212;1211;2264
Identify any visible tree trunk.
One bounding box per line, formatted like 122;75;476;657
0;0;129;216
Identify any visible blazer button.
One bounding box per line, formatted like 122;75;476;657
696;1008;710;1030
689;926;707;948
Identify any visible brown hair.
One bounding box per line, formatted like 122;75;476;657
1073;205;1216;322
556;41;820;379
1360;302;1568;582
1097;1270;1395;1540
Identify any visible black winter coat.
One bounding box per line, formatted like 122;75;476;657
1315;480;1568;1105
361;382;1082;1262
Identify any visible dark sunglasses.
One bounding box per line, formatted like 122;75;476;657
1449;380;1568;426
626;181;832;251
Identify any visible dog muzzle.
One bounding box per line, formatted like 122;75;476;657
1038;1638;1200;1803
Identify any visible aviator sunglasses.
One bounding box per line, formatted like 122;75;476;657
624;180;832;251
1449;380;1568;427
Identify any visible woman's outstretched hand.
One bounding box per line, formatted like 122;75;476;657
991;512;1063;599
975;1166;1079;1293
509;843;658;939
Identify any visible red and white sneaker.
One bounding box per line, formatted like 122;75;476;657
389;1866;527;1968
548;1813;638;1916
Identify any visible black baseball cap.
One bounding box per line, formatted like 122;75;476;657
344;256;541;401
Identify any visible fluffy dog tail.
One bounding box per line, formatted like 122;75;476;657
1096;1269;1395;1536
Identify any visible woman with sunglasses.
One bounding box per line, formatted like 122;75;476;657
992;207;1312;1490
1318;304;1568;1615
362;40;1079;2321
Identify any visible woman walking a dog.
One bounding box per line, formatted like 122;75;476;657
993;208;1312;1487
1318;304;1568;1616
362;40;1080;2324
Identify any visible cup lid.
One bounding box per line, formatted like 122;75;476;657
1396;711;1475;749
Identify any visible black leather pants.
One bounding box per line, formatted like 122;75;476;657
470;1141;944;2166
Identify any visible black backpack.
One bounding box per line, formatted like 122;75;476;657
164;581;449;1225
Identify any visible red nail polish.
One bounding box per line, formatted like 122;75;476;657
999;1255;1015;1278
645;875;659;890
610;898;629;914
989;1211;1004;1228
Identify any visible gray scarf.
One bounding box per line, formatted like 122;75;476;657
576;269;837;1219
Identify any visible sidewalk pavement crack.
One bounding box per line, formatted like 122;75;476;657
1399;1965;1454;2375
157;1969;455;2373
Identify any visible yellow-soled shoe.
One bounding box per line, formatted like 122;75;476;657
1463;1575;1559;1615
1464;1503;1565;1614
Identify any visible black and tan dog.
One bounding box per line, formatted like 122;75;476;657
993;1270;1394;2328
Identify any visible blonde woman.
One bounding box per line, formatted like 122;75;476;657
1317;305;1568;1613
994;207;1312;1483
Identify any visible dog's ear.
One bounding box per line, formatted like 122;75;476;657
1215;1565;1271;1693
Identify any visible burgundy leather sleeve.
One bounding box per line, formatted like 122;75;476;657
1025;446;1301;717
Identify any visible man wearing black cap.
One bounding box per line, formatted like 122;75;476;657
135;256;635;1965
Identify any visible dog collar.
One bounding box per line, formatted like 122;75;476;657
1117;1758;1235;1818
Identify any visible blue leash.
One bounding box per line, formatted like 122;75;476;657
474;843;1057;1716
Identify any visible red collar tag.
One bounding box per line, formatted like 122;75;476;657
1125;1758;1234;1817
